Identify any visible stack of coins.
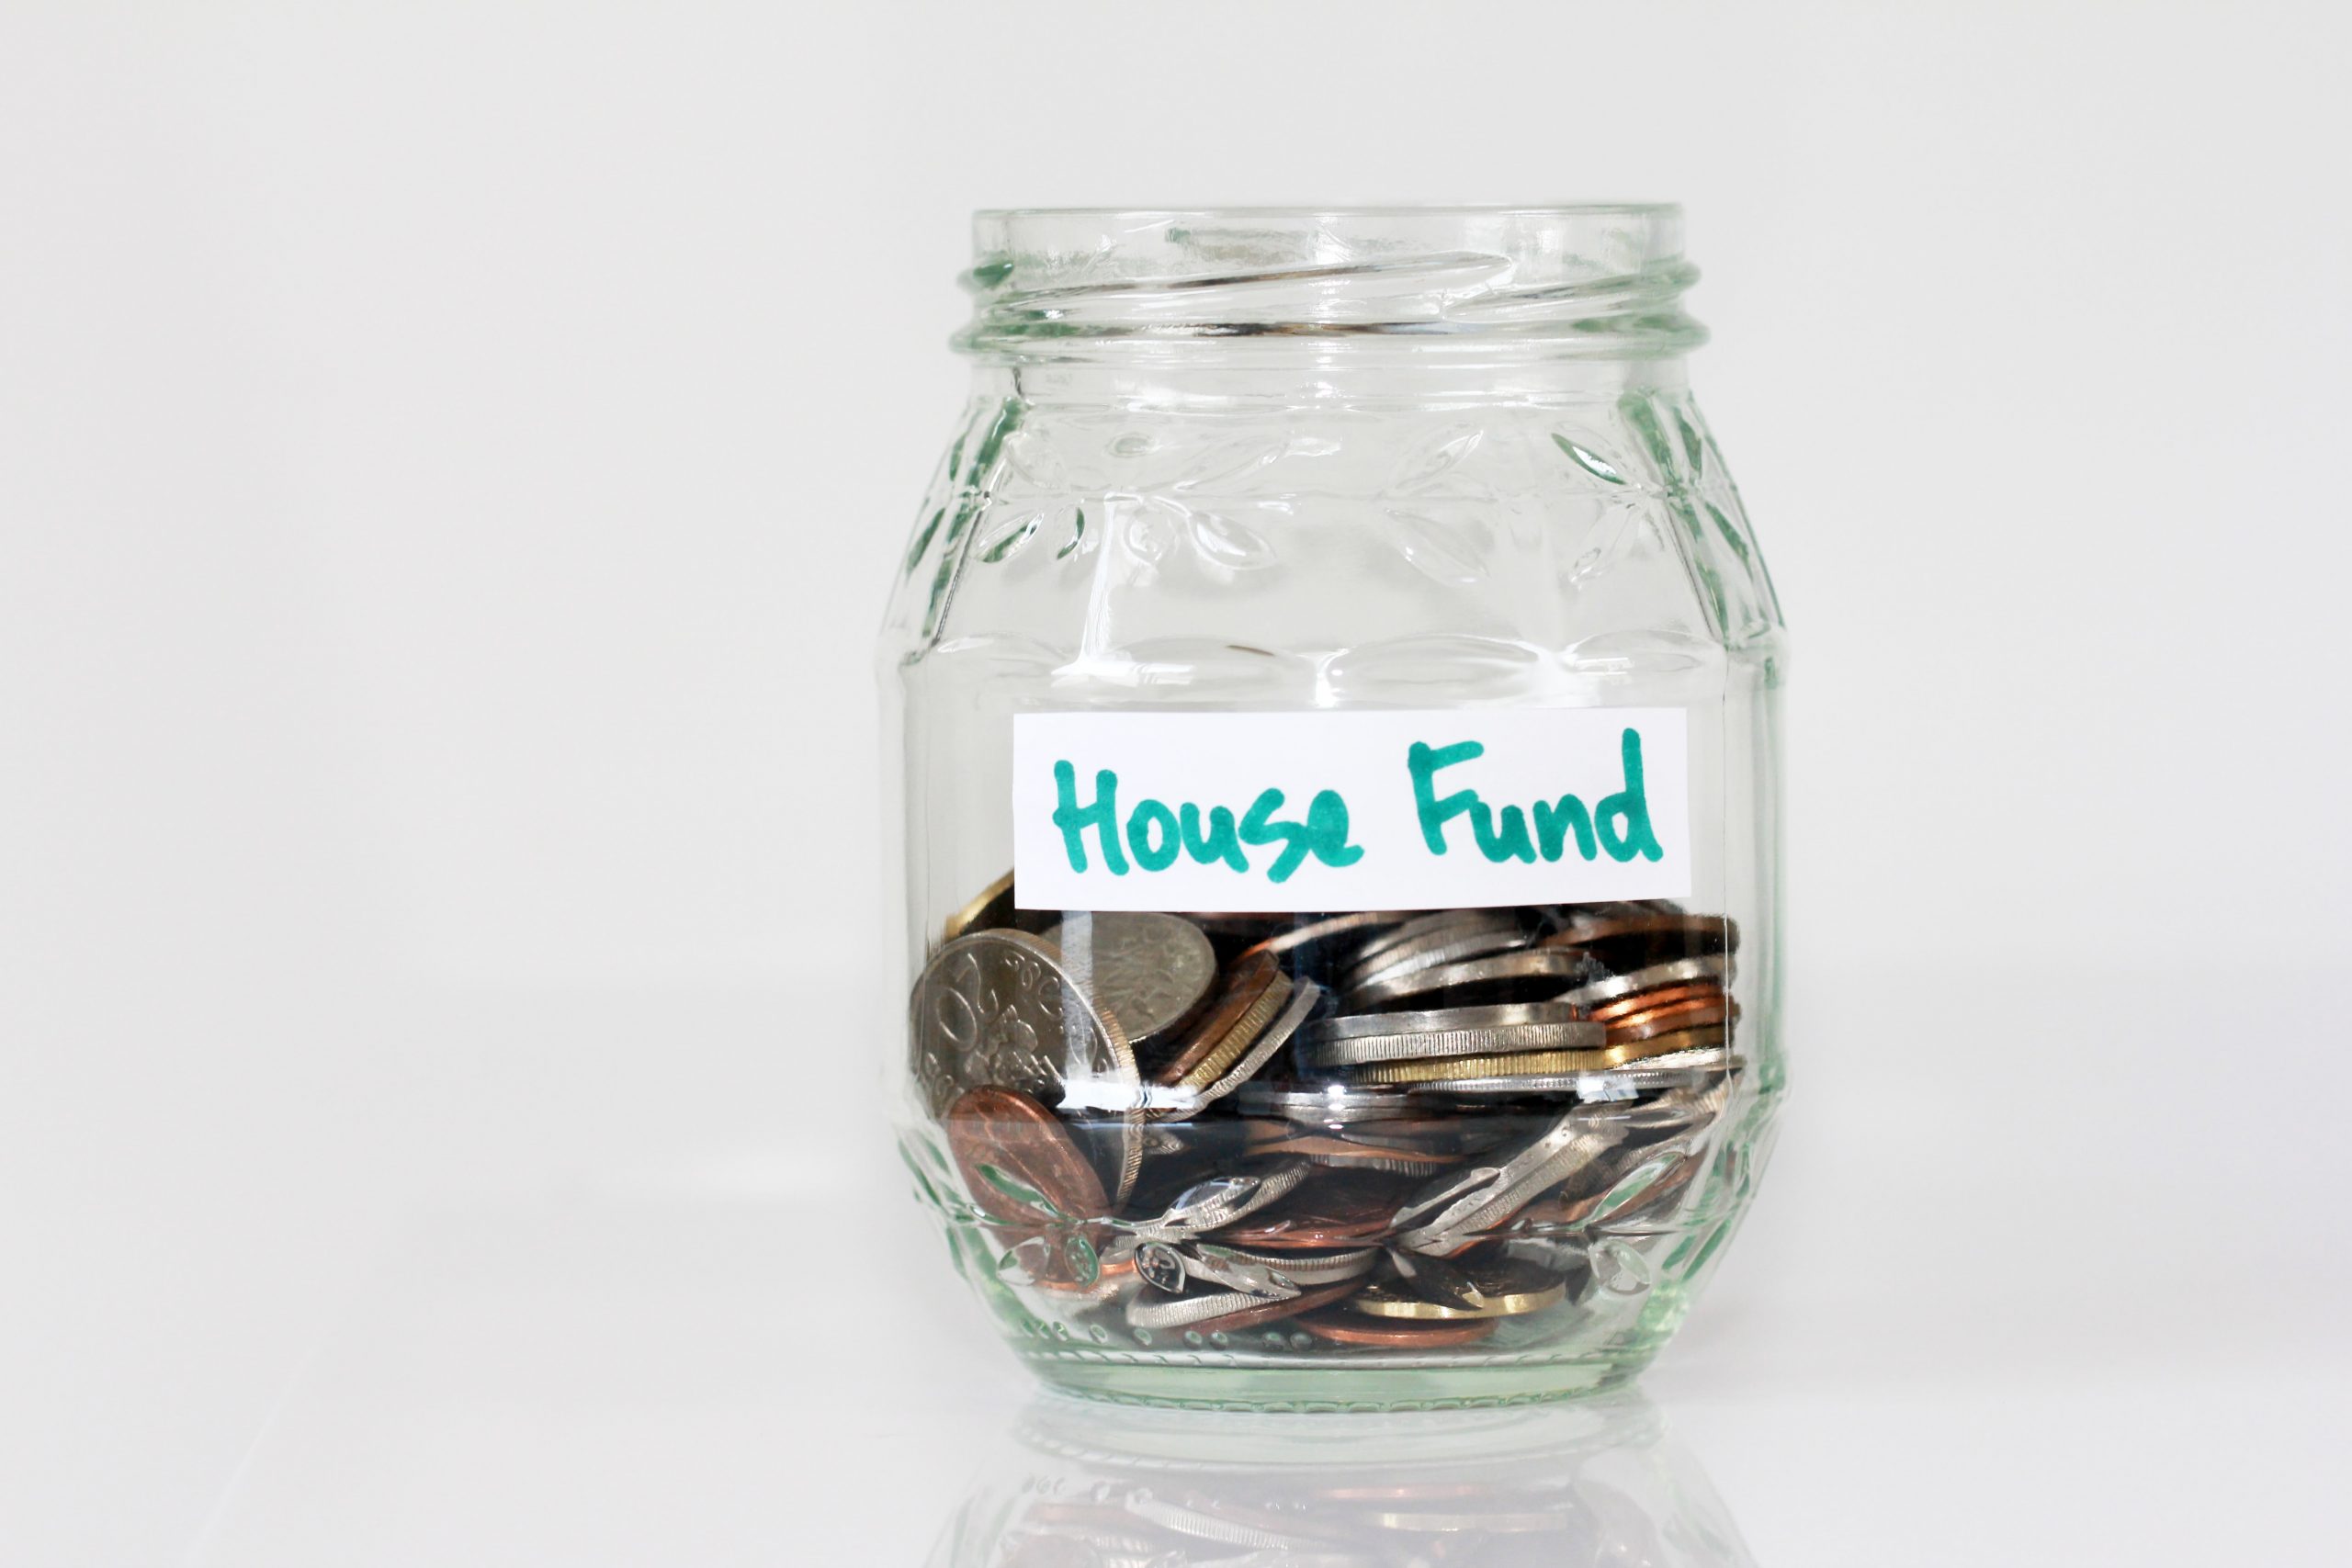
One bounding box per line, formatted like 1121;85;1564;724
911;887;1747;1349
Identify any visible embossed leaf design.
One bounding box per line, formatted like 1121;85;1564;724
1552;432;1628;485
1186;508;1277;570
1060;1229;1101;1287
1675;408;1706;475
1566;503;1642;588
977;512;1040;564
978;1162;1066;1221
1002;429;1072;491
1384;508;1491;585
1122;498;1180;566
1170;436;1288;494
1388;426;1484;491
901;506;945;577
1054;502;1089;560
1589;1147;1690;1225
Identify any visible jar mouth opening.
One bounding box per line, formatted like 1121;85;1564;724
958;206;1703;360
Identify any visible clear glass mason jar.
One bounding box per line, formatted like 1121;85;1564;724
880;208;1784;1411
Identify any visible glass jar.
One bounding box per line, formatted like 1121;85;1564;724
880;208;1784;1411
927;1392;1757;1565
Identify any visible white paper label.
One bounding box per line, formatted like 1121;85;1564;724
1012;708;1690;912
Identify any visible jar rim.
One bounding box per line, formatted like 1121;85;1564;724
958;206;1702;359
973;203;1683;221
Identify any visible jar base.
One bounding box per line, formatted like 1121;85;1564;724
1018;1345;1655;1413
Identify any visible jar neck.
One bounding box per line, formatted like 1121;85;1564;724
987;348;1690;413
956;208;1705;412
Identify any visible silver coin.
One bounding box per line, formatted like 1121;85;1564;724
1345;909;1524;987
1299;1003;1604;1068
1166;1240;1377;1293
1392;1109;1621;1253
1126;1286;1293;1332
1122;1157;1312;1240
1046;912;1217;1052
1348;946;1600;1009
1299;1150;1459;1177
1251;1246;1380;1286
1238;909;1413;960
1351;908;1513;966
910;930;1143;1201
1234;1081;1424;1125
1419;1048;1740;1100
1554;953;1734;1010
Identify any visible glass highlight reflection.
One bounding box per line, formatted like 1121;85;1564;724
930;1388;1755;1566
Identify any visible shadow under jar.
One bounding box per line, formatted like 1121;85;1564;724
880;207;1786;1411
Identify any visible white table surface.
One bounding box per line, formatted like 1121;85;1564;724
132;969;2351;1565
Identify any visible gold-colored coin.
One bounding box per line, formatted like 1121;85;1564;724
1346;1272;1566;1320
1177;972;1293;1092
941;870;1014;944
1351;1032;1716;1085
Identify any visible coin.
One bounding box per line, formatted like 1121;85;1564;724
944;1086;1110;1228
1351;908;1512;966
1174;977;1326;1116
1390;1110;1621;1253
1300;1003;1604;1069
1152;953;1283;1086
1119;1158;1313;1239
942;870;1016;944
1352;1037;1701;1084
1347;1258;1567;1319
1243;1131;1461;1170
1220;1170;1419;1250
912;931;1143;1201
1130;1278;1363;1335
1347;911;1527;992
1234;1081;1424;1125
1298;1311;1498;1348
1415;1048;1739;1100
1556;953;1733;1010
1603;995;1734;1043
1347;947;1601;1010
1046;911;1217;1053
1238;909;1414;963
1540;910;1737;961
1599;1022;1730;1059
1587;980;1726;1023
1030;1250;1137;1297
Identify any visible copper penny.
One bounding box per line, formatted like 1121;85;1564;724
1186;1278;1362;1334
1031;1251;1137;1296
1298;1311;1498;1348
1588;981;1726;1023
944;1086;1110;1228
1220;1171;1418;1250
1238;909;1414;962
1152;953;1282;1086
1605;997;1734;1043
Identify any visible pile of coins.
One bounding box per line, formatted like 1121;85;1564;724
911;878;1745;1351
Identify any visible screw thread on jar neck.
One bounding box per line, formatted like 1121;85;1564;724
955;207;1707;371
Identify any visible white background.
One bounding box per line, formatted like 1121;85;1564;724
5;4;2348;1563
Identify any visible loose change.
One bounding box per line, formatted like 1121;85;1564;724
910;882;1744;1348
